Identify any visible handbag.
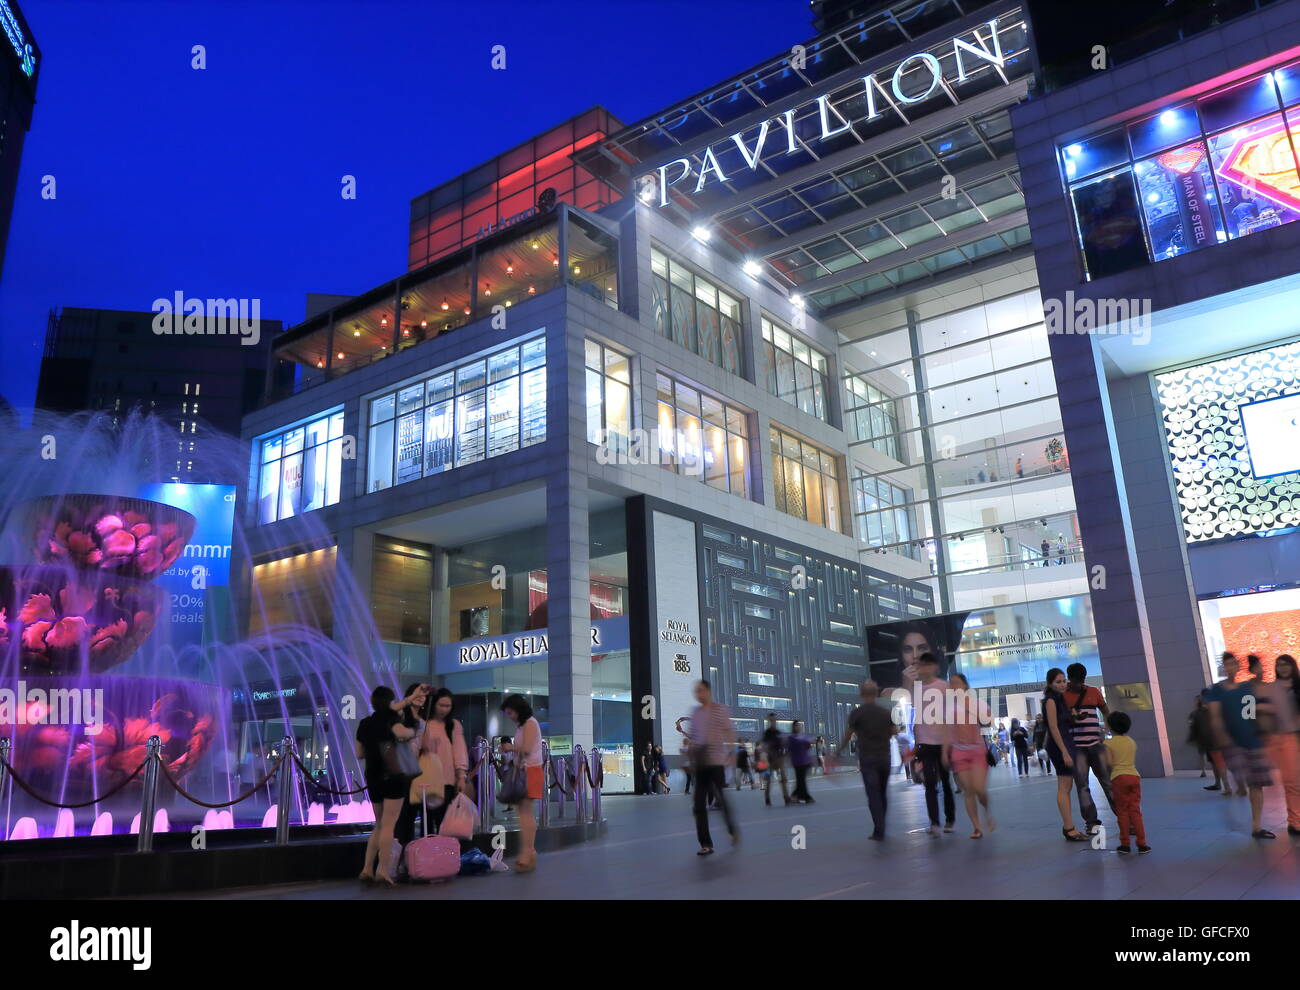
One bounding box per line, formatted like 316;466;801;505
381;736;420;781
409;749;446;804
497;758;530;804
985;745;998;768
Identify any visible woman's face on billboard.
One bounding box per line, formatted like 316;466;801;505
901;631;933;665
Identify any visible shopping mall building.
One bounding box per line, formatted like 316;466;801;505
236;0;1299;786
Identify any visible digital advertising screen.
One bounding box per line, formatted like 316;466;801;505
1240;392;1300;479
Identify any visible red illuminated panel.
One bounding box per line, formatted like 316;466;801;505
1216;118;1300;213
1220;608;1300;681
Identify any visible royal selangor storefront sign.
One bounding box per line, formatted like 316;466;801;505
433;616;630;674
645;15;1020;205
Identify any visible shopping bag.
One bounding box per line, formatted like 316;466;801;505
440;792;479;840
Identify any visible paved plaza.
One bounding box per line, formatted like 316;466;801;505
173;764;1300;900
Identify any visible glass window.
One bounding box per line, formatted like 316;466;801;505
1134;142;1225;259
256;410;344;523
584;340;634;452
769;426;842;532
657;375;750;500
363;336;545;493
1209;113;1300;238
1063;65;1300;277
760;316;832;423
653;246;744;375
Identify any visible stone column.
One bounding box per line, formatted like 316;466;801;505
1047;330;1171;776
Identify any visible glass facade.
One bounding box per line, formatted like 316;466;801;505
584;339;632;450
845;372;903;460
650;247;743;375
656;373;750;498
366;334;545;493
1062;63;1300;278
770;425;842;532
842;289;1083;615
408;108;620;270
759;316;831;422
255;410;345;525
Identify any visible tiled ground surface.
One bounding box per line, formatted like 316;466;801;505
172;764;1300;900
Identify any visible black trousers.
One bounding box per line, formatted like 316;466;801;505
792;764;813;801
1014;746;1030;775
693;764;736;848
859;757;890;837
915;743;955;826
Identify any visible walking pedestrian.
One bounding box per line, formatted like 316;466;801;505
1258;653;1300;835
1104;711;1149;854
1201;657;1242;797
734;740;753;789
1187;696;1221;788
908;652;956;834
1063;663;1115;834
1205;654;1275;839
788;720;816;803
760;712;791;806
1032;714;1052;774
839;679;897;840
943;672;994;838
1044;668;1088;842
1010;718;1031;776
814;735;828;775
686;680;738;855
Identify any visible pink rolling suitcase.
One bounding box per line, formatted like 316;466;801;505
405;789;460;883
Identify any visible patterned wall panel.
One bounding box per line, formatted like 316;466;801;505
1156;340;1300;542
695;520;934;741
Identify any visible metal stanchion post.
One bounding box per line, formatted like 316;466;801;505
0;738;10;804
573;745;587;825
275;735;294;846
485;738;497;828
590;747;602;825
473;739;487;827
554;753;566;820
538;740;551;830
137;735;162;853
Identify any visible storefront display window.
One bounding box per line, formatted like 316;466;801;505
1061;63;1300;278
256;410;345;525
367;334;545;493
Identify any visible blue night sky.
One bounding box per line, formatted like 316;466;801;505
0;0;810;415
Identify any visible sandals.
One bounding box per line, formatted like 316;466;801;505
1252;829;1276;840
970;829;983;839
1063;827;1088;842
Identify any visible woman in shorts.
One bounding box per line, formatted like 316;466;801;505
942;672;995;838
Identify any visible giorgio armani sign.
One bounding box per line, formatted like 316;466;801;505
645;15;1021;206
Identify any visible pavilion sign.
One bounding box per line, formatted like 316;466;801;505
644;15;1019;206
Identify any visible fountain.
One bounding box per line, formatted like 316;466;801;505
0;410;384;840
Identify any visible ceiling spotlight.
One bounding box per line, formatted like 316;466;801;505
691;225;711;242
380;315;388;327
440;299;450;311
420;319;428;328
506;261;514;276
337;352;344;360
742;259;762;277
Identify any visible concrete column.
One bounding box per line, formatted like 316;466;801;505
431;547;450;659
1047;330;1171;776
1108;372;1209;770
546;470;592;749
